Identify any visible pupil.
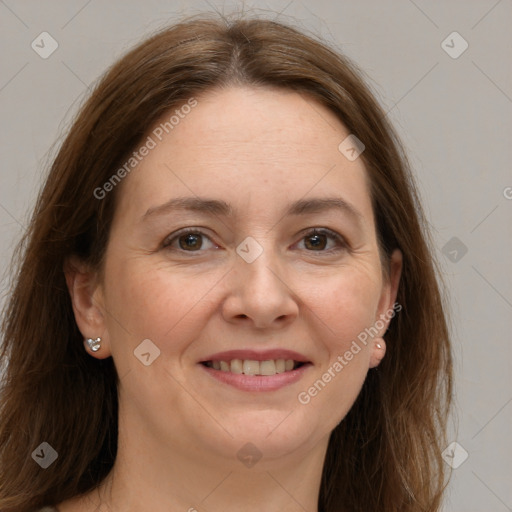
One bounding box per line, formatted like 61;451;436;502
180;234;201;250
306;234;326;250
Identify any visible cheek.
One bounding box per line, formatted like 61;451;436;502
102;257;222;358
302;263;382;351
296;265;381;410
296;272;378;429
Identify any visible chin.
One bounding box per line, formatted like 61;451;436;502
207;411;323;459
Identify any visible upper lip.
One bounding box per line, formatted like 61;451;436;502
200;349;311;363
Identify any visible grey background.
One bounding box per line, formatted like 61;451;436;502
1;1;511;510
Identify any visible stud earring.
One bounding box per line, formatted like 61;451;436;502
376;342;382;349
85;337;102;352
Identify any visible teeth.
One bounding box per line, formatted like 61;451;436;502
206;358;301;376
230;359;243;374
275;359;286;373
260;360;276;376
243;359;260;375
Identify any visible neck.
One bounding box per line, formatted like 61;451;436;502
89;413;328;512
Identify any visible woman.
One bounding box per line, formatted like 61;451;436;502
0;14;452;512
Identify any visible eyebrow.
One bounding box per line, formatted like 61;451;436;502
142;196;363;224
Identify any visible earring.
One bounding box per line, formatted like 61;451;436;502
376;342;382;349
85;337;102;352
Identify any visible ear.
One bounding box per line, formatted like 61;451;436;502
64;256;112;359
369;248;402;368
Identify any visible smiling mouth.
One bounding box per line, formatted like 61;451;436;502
201;359;307;376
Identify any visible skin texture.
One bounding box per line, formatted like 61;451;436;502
63;86;402;512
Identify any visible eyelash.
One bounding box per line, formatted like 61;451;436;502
162;227;348;255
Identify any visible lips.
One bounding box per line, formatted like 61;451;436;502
198;349;312;388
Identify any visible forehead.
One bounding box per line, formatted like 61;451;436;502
113;86;374;225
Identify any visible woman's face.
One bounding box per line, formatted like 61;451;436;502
78;86;401;464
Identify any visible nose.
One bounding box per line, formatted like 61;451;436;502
221;249;299;330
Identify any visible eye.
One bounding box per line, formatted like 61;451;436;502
162;227;346;254
295;228;347;252
162;228;218;252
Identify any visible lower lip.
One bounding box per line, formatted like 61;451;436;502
199;363;312;392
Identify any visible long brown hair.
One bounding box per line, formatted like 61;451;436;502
0;13;452;512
